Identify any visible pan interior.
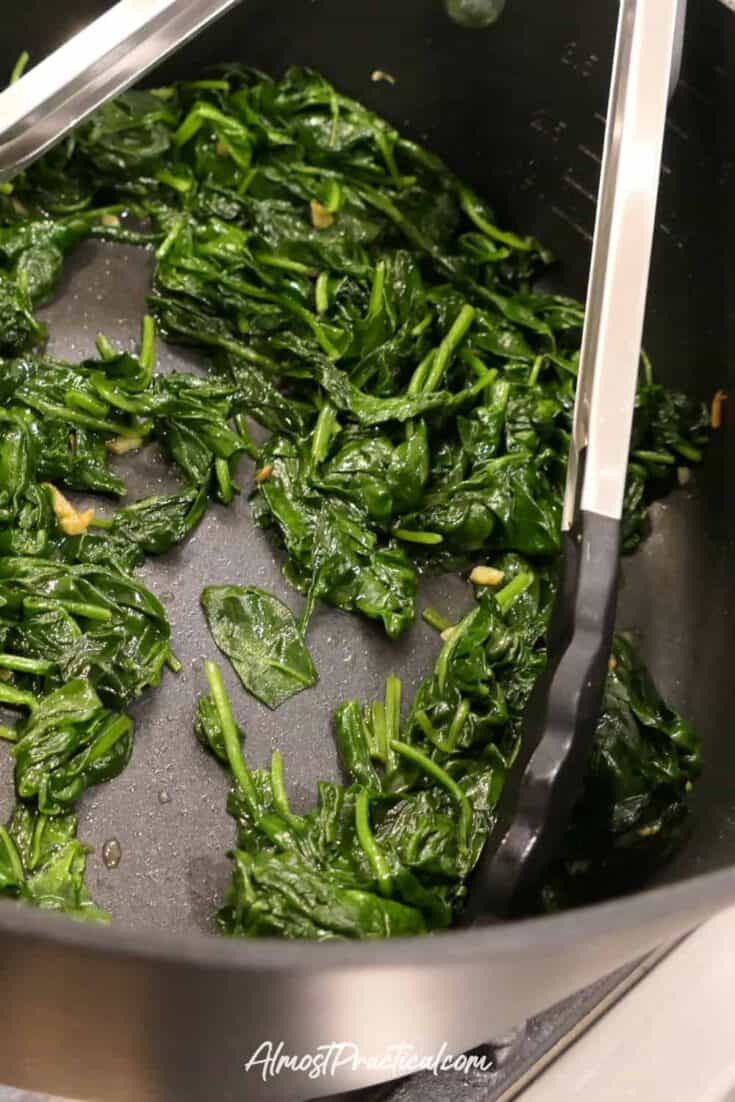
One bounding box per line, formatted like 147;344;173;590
0;0;733;936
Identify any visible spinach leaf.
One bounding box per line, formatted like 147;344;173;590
201;585;317;709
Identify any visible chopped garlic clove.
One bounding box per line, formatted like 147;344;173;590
106;435;143;456
44;484;95;536
469;565;505;587
310;200;334;230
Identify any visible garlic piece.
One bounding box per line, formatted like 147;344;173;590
310;200;334;230
45;484;95;536
469;565;505;587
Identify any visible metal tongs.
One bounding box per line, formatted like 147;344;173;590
466;0;688;920
0;0;244;183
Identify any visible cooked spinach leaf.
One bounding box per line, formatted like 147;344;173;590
201;585;317;709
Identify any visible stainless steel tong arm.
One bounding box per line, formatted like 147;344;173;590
562;0;687;530
0;0;244;184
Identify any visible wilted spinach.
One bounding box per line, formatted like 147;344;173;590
0;60;707;926
201;585;317;709
201;558;700;939
6;65;707;634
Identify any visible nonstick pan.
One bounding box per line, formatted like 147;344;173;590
0;1;734;1099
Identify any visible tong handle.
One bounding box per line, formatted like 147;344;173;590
0;0;243;183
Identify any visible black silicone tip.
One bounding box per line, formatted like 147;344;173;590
464;510;621;922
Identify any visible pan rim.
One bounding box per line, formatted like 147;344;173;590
1;861;733;970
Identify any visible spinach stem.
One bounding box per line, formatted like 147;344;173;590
633;449;675;466
324;178;342;212
166;650;182;674
215;457;237;504
204;661;259;820
20;395;145;438
422;607;453;633
0;827;24;884
233;414;260;460
407;350;436;396
354;789;392;895
155;169;192;194
446;698;471;752
156;216;186;261
370;700;388;764
311;403;338;467
460;349;490;378
423;304;476;393
0;654;54;676
393;528;443;546
270;750;304;832
65;390;110;418
390;740;472;851
315;271;330;315
673;440;702;463
95;334;117;361
459;186;532;251
384;675;401;773
139;315;156;380
641;348;653;386
435;606;481;691
9;52;30;85
91;376;147;414
414;710;437;741
411;312;432;338
495;571;534;614
255;252;313;276
23;597;112;622
88;715;132;763
528;355;544;386
0;684;36;710
367;260;386;318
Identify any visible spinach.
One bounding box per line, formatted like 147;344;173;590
202;561;700;939
5;64;703;632
0;61;707;925
201;585;317;709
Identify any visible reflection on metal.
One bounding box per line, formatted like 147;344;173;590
444;0;506;28
0;0;244;182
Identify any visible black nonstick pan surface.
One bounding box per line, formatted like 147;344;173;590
0;1;734;1099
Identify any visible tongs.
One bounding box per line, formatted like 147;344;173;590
0;0;244;183
466;0;688;921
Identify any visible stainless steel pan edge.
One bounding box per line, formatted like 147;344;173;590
1;867;735;1101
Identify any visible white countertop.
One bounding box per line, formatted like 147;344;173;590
517;907;735;1102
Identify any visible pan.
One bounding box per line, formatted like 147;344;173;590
0;1;733;1098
